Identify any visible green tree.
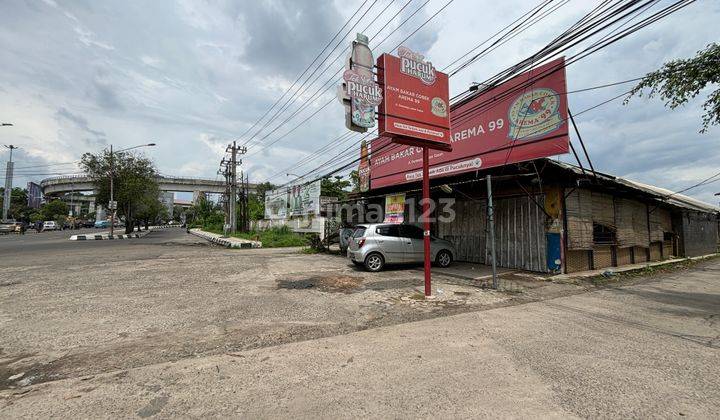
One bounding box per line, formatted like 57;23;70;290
41;199;68;221
626;43;720;133
0;187;30;221
80;149;160;234
134;185;166;230
349;170;360;193
172;205;185;222
321;175;351;200
247;181;276;221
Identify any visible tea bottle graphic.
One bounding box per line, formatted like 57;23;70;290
338;33;376;132
358;139;370;192
350;33;375;129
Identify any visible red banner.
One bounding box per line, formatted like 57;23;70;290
370;57;569;189
377;50;451;149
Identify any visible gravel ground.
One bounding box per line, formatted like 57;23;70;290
0;229;530;391
2;229;717;417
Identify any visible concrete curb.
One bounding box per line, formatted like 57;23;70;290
550;253;719;280
189;228;262;249
69;233;142;241
68;225;183;241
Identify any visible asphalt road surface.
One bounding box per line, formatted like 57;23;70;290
0;228;718;418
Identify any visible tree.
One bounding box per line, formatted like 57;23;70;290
41;199;68;221
349;170;360;193
0;187;30;221
172;205;185;222
247;181;276;221
134;185;166;230
321;175;351;200
80;149;160;234
626;43;720;133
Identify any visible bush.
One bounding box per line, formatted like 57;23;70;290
236;226;309;248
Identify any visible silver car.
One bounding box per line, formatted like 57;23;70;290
347;223;456;272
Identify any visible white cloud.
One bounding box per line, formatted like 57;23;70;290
0;0;718;206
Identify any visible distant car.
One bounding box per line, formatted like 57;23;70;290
43;221;59;231
0;222;14;235
94;220;110;229
346;223;456;272
82;220;95;228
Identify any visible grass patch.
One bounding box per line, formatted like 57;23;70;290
234;226;309;248
197;225;310;248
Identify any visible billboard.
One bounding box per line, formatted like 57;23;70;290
377;47;451;149
27;182;43;209
289;179;321;216
370;57;569;189
264;188;288;220
265;180;322;219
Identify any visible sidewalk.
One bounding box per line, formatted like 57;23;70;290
189;228;262;248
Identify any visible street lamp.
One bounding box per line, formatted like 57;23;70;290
286;173;301;179
2;144;19;222
1;123;13;127
108;142;156;236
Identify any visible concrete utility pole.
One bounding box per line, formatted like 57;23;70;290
224;142;246;234
3;144;19;222
486;175;498;290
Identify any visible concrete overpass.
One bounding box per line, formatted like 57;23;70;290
39;174;252;196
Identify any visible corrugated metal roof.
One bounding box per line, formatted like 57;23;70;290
545;159;719;213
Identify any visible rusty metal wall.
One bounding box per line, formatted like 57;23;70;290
492;195;548;272
438;194;548;272
438;199;487;264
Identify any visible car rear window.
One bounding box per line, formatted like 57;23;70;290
352;226;367;238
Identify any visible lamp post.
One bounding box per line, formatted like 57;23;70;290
108;143;156;236
2;143;19;222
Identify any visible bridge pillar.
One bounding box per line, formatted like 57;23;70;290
96;205;106;222
192;191;206;205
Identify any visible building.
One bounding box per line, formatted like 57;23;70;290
348;158;718;274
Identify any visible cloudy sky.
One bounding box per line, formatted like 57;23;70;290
0;0;718;204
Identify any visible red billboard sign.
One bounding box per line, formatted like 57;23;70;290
377;48;451;149
370;57;569;189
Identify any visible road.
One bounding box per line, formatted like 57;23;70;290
0;228;718;418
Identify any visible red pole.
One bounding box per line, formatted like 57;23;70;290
422;146;432;297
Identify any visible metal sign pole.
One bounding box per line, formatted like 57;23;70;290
422;146;432;297
486;174;498;289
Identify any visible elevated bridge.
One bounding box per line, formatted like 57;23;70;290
39;174;251;196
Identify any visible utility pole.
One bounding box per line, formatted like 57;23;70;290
223;142;246;234
109;144;115;236
230;141;237;233
2;144;19;222
486;175;498;289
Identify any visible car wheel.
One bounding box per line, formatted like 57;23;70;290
436;250;452;267
364;252;385;272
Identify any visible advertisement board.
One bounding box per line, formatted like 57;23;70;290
338;33;379;133
370;57;569;189
377;47;451;149
26;182;43;209
383;193;405;224
289;180;321;216
264;188;288;220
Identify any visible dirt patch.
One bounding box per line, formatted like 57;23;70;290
277;275;364;293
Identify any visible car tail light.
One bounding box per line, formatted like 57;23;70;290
356;237;366;248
